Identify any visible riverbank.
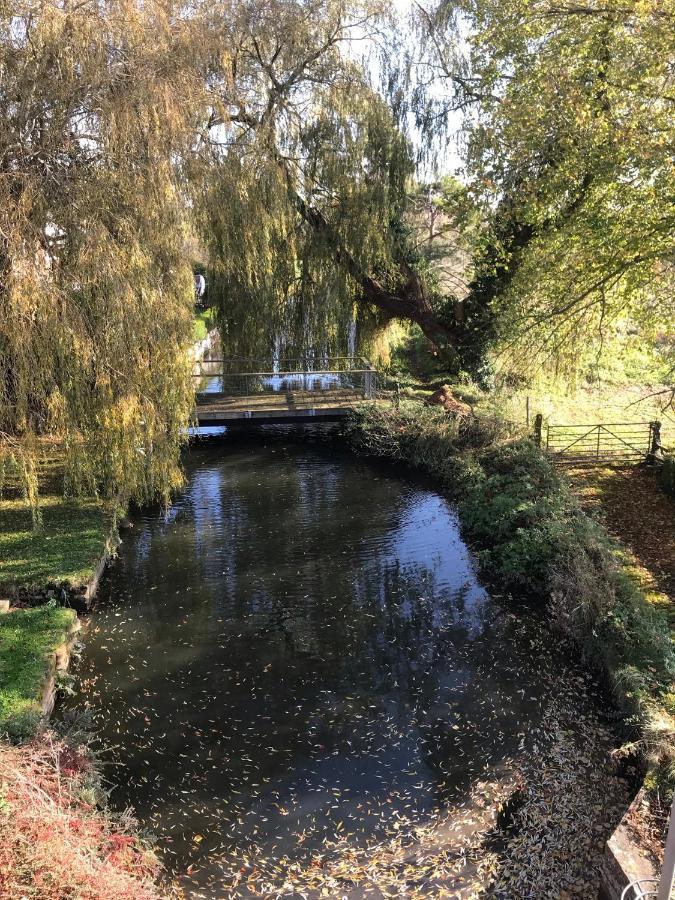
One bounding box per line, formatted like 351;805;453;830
0;479;174;898
0;475;111;737
0;731;165;899
0;475;164;898
345;403;675;792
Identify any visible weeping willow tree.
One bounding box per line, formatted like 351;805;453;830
195;0;455;362
0;0;203;513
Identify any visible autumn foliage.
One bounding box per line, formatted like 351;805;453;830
0;733;164;900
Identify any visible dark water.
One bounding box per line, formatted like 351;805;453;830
61;435;581;897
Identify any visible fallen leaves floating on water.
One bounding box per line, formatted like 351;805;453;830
60;447;633;899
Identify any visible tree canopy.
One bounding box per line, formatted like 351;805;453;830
195;0;457;360
2;0;674;512
0;0;201;511
416;0;675;382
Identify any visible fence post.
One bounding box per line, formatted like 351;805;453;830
395;380;400;410
658;793;675;899
364;364;374;399
649;420;663;464
533;413;543;447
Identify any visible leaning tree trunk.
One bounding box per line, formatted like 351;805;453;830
290;185;454;349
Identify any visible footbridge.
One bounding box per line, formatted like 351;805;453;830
193;356;390;426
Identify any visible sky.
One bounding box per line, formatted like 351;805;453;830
364;0;467;179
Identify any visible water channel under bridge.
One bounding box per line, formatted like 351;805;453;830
193;356;392;426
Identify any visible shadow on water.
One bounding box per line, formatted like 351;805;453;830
59;429;629;897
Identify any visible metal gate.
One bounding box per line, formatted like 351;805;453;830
545;421;660;464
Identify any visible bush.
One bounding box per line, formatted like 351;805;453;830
0;733;163;899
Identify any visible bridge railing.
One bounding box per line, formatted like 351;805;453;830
193;357;381;400
194;356;371;374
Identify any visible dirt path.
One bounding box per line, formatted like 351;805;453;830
567;464;675;608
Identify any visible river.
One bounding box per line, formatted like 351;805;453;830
60;431;630;898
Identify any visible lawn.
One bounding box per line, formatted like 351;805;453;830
193;306;216;343
0;460;109;737
0;604;76;737
0;494;108;591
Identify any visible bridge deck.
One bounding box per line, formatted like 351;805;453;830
195;389;384;425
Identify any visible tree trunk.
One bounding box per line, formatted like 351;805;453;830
291;187;454;349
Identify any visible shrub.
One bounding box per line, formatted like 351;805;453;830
0;732;163;899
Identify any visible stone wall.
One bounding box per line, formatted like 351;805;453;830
599;792;658;899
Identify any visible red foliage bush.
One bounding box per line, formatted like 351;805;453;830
0;732;165;899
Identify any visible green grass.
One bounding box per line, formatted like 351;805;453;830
485;381;675;446
193;307;216;343
0;604;76;738
0;494;108;591
0;454;110;737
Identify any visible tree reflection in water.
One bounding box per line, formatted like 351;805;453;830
59;436;593;897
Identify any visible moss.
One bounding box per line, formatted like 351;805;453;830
0;605;76;739
0;495;108;591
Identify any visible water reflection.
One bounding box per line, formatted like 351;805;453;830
61;438;559;897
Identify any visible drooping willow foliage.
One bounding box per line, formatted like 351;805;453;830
1;0;434;515
0;0;203;513
12;0;673;519
195;0;420;363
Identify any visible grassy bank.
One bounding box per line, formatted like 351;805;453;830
0;494;108;591
0;473;166;897
0;472;110;740
0;604;76;738
346;402;675;789
192;306;216;343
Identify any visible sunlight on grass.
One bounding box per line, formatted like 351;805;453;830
0;495;108;591
193;307;216;343
0;605;76;737
482;383;675;448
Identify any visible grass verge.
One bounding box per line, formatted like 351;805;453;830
192;306;216;343
0;468;166;897
0;467;110;739
345;401;675;790
0;494;108;591
0;604;76;739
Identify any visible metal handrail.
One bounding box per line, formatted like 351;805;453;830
192;369;374;379
194;356;372;371
621;879;658;899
